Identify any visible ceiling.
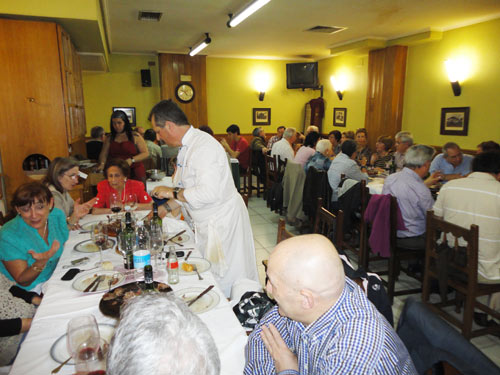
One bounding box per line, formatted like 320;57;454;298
102;0;500;60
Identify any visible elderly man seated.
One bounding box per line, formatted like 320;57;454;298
271;127;297;162
107;294;220;375
382;145;440;250
327;139;368;203
245;234;417;374
305;139;332;172
394;131;414;171
430;142;472;181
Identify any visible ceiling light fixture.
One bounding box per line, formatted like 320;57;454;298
189;33;211;57
227;0;271;28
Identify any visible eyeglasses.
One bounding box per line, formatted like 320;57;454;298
65;173;79;180
18;202;47;213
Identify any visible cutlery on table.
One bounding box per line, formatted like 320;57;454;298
91;275;105;292
83;275;103;293
165;230;187;244
192;265;203;280
51;356;71;374
188;285;214;306
184;250;192;261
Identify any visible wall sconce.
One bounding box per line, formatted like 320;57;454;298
254;72;270;101
444;59;463;96
227;0;271;28
189;33;211;56
330;76;346;100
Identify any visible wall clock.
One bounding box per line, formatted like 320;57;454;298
175;82;195;103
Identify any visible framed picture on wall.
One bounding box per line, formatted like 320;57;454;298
440;107;469;136
112;107;136;126
253;108;271;126
333;107;347;127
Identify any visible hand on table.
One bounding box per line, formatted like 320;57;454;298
260;324;298;373
151;186;173;200
425;171;443;187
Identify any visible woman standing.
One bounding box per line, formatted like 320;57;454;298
0;182;68;293
43;157;95;228
98;110;149;182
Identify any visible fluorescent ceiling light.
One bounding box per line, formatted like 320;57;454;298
228;0;271;28
189;33;211;56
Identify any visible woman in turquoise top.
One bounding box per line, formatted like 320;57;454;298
0;182;69;292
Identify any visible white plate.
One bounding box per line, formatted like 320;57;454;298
72;270;124;293
50;323;115;365
179;257;211;275
74;238;116;253
175;287;220;314
165;233;191;244
80;220;102;231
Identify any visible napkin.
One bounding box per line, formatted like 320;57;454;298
206;219;228;278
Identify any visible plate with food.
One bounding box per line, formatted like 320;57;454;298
81;220;122;237
175;287;220;314
74;238;116;253
72;270;124;293
99;281;173;318
179;257;211;275
165;233;191;244
50;323;115;365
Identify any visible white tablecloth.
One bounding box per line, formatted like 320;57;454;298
367;177;385;195
9;213;247;375
146;176;173;194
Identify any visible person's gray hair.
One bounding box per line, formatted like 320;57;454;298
283;127;296;140
316;139;332;155
442;142;460;157
395;131;413;146
404;145;435;169
107;294;220;375
252;127;262;137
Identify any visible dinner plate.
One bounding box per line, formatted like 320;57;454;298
165;232;191;244
72;270;124;293
80;220;102;231
175;287;220;314
50;323;115;365
179;257;211;276
74;238;116;253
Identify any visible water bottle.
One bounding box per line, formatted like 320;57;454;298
167;246;179;284
133;220;151;271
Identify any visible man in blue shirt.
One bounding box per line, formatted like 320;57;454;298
244;234;417;375
429;142;472;181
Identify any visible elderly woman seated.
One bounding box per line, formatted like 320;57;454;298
93;159;153;214
305;139;333;172
370;135;394;171
0;182;69;293
43;157;95;228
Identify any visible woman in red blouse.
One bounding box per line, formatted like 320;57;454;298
93;159;152;214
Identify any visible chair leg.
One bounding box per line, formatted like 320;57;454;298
462;292;475;340
387;257;396;305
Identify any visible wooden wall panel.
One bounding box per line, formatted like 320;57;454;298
159;53;207;127
365;46;407;150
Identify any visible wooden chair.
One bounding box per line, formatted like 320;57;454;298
363;195;423;304
277;217;294;244
264;154;278;203
240;150;252;197
249;149;265;197
0;211;15;226
314;198;344;251
422;210;500;340
241;193;249;207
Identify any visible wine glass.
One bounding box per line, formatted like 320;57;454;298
150;226;163;267
123;193;137;212
110;193;122;218
91;222;108;267
66;315;103;373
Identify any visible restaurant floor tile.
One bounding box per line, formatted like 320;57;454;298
246;195;500;368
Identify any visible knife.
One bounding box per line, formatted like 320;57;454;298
91;275;105;292
83;275;102;293
165;230;186;244
188;285;214;306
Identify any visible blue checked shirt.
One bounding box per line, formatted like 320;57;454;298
304;151;332;173
244;278;417;375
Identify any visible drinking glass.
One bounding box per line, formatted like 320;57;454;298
150;226;163;267
110;193;122;218
123;193;137;212
66;315;104;373
91;222;108;267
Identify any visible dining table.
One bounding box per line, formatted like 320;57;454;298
8;212;248;375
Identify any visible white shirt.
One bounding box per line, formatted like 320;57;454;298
174;127;259;296
271;138;294;162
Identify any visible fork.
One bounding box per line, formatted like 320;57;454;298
192;265;203;280
51;356;71;374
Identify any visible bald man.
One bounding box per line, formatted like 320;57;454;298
244;234;417;375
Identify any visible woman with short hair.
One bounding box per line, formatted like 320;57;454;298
370;135;394;170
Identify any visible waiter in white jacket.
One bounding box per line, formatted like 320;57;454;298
150;100;259;296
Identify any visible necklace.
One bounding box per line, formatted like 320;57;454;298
42;219;48;241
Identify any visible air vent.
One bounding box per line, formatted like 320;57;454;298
138;11;163;22
305;25;346;34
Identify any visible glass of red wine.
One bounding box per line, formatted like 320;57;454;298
66;315;105;373
110;192;122;219
91;222;108;267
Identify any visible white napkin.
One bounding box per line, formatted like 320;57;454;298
206;219;228;278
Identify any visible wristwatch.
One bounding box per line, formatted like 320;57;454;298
173;187;181;199
131;158;135;164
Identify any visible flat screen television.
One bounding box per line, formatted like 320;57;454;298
286;62;318;89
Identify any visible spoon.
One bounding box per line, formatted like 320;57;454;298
51;356;71;374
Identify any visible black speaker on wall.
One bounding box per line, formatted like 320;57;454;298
141;69;152;87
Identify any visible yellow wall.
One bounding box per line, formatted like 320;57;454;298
0;0;98;20
206;57;317;134
403;18;500;149
318;54;368;134
82;54;161;133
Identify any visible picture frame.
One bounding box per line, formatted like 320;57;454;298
252;108;271;126
333;107;347;127
112;107;136;126
440;107;469;136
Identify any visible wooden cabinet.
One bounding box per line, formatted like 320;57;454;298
0;18;86;205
